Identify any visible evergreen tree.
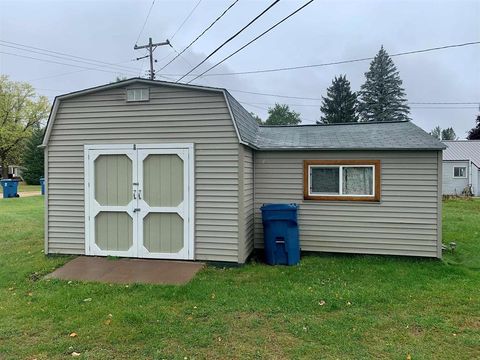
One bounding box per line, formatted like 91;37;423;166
265;103;301;125
441;127;457;140
430;126;441;140
22;127;44;184
357;46;410;122
318;75;358;124
467;114;480;140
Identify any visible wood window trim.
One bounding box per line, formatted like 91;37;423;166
303;160;381;202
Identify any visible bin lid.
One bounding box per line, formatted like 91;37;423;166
261;203;299;211
0;179;19;182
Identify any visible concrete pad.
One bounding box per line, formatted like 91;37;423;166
46;256;204;285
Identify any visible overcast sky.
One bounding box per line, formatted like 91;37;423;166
1;0;479;137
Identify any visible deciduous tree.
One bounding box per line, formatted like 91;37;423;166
265;103;301;125
0;76;50;178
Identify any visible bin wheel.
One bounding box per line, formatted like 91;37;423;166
15;194;20;198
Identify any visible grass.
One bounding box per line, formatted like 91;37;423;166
17;182;41;193
0;197;479;359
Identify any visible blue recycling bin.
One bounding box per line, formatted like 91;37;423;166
1;179;20;198
261;203;300;265
39;177;45;195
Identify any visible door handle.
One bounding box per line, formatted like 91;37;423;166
138;189;142;200
133;190;137;199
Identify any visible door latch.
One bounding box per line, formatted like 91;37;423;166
133;208;141;212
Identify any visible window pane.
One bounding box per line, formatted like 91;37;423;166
126;89;135;101
343;167;373;195
454;167;465;177
311;167;339;194
127;88;149;101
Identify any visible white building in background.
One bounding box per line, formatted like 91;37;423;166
442;141;480;196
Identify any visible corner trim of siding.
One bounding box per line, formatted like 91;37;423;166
437;150;443;259
44;146;49;254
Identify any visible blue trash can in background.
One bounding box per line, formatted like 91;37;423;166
39;177;45;195
1;179;20;198
261;204;300;265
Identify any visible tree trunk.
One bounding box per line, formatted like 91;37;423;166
1;157;9;179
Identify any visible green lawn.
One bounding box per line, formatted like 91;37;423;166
17;182;41;193
0;197;479;359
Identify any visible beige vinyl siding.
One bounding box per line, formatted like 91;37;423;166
238;145;255;263
254;150;442;258
46;84;240;262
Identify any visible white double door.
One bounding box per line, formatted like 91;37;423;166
85;144;193;259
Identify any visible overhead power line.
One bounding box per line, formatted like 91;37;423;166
0;50;139;77
171;0;204;41
159;0;240;72
187;0;315;83
195;40;480;77
238;100;480;108
135;0;156;45
176;0;281;83
0;39;139;73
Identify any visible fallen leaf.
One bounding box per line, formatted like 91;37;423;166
211;293;215;299
318;300;326;306
69;332;77;338
71;352;81;357
8;287;14;291
104;319;111;325
347;301;352;306
83;298;92;302
406;354;412;360
28;292;33;297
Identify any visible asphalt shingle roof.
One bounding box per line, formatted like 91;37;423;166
442;141;480;168
223;91;444;151
252;121;446;150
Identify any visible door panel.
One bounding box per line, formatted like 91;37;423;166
143;154;184;207
87;149;137;257
138;148;190;259
94;154;133;206
95;211;133;251
143;213;184;253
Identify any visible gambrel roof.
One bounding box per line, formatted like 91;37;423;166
42;78;445;151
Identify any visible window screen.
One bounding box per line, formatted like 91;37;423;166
311;167;340;194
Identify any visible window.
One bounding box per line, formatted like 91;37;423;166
453;166;466;178
126;88;149;102
304;160;381;201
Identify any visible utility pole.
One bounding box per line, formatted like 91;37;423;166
134;37;170;80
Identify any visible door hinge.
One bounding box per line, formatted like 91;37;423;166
133;144;136;150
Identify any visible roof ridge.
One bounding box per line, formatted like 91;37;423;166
259;120;410;128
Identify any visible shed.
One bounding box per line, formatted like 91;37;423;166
42;78;446;263
442;140;480;196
